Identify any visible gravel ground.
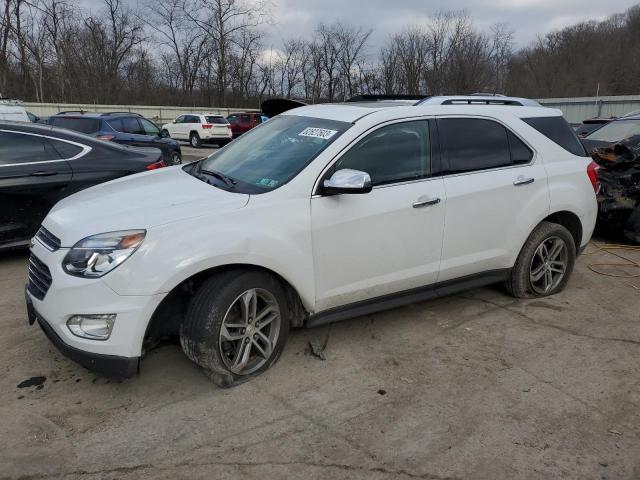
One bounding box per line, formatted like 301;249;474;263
1;244;640;479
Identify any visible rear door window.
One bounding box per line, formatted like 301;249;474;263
507;131;533;164
107;118;124;132
523;116;586;156
438;118;512;174
121;117;145;135
227;115;238;124
0;131;60;164
50;117;101;134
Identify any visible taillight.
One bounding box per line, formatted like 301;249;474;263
146;160;166;170
202;124;213;129
587;161;600;194
226;124;232;129
97;134;115;141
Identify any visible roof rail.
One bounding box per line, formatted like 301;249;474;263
100;111;141;116
440;98;523;106
417;95;542;107
57;110;87;114
347;94;429;103
469;92;506;97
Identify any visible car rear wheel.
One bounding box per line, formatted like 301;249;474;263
180;270;290;387
190;132;202;148
505;221;576;298
170;151;182;165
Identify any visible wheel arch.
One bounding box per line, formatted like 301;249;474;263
143;263;308;346
541;210;583;252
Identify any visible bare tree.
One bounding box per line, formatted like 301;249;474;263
185;0;267;105
143;0;208;102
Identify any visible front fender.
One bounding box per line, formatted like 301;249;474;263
101;200;316;311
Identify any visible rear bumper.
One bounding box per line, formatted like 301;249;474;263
35;308;139;379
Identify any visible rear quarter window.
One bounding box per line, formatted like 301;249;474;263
50;117;101;134
523;116;586;156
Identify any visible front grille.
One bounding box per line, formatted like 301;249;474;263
35;226;61;251
27;255;52;300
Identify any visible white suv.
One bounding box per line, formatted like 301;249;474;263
161;113;232;148
26;97;598;386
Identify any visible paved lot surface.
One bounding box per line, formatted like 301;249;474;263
1;244;640;479
180;143;220;163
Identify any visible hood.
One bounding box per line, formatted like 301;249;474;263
44;166;249;246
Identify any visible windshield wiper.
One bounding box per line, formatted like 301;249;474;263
199;169;237;189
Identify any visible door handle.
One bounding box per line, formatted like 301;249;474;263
413;197;441;208
30;171;57;177
514;176;534;186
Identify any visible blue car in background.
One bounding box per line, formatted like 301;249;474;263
47;111;182;165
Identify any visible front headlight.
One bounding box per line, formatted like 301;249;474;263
62;230;146;278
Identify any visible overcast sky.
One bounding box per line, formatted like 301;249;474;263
83;0;639;54
262;0;638;51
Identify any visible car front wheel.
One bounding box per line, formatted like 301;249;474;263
180;270;290;387
506;221;576;298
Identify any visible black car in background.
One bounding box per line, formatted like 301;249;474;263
581;114;640;153
47;111;182;165
0;121;165;250
575;117;615;138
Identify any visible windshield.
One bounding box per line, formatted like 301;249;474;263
586;119;640;142
195;115;351;193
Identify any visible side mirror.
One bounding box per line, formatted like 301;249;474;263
322;169;372;195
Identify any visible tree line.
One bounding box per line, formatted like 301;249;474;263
1;0;639;108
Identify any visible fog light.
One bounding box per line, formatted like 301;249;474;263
67;314;116;340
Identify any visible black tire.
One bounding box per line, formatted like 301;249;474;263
169;151;182;165
505;221;576;298
161;129;170;138
180;270;290;387
189;132;202;148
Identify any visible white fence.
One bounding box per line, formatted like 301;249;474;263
536;95;640;123
21;95;640;125
23;102;260;124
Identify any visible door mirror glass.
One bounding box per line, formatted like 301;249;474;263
322;169;372;195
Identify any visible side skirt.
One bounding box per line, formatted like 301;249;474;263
305;269;510;328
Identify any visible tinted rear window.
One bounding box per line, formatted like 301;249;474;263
50;117;101;134
206;116;228;124
523;116;586;156
439;118;511;173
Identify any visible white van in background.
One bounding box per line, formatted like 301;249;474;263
0;104;30;122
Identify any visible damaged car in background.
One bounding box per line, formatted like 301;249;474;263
591;135;640;243
581;113;640;243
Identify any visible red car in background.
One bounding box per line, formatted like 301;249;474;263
227;112;268;138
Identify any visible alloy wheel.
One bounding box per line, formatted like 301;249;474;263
529;236;568;294
218;288;281;375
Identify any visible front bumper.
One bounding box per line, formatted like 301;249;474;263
26;239;165;367
33;300;139;379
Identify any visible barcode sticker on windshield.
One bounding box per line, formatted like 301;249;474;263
298;127;338;140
